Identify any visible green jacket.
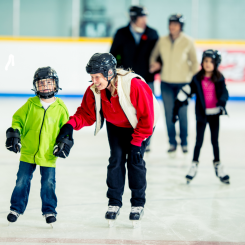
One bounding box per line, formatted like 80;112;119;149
12;96;69;167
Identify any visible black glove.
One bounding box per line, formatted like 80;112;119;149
56;124;73;142
172;99;188;123
54;124;74;158
53;136;74;158
5;128;21;153
216;100;226;107
129;144;142;164
172;109;179;124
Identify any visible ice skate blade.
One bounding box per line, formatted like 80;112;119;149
168;152;176;158
132;220;141;229
186;177;193;184
107;219;115;228
182;152;188;159
221;180;230;185
7;221;15;226
48;223;54;228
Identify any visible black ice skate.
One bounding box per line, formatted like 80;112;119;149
43;214;56;228
213;161;230;184
186;162;198;184
129;206;144;228
105;206;120;227
7;210;20;224
168;145;177;158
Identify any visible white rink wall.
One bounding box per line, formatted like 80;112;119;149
0;39;245;99
0;40;109;95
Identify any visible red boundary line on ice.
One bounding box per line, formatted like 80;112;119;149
0;238;244;244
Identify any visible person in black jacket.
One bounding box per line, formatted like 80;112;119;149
173;50;230;185
110;5;159;152
110;6;159;90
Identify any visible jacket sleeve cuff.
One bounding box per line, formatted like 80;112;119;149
11;126;22;135
130;139;142;147
66;119;76;129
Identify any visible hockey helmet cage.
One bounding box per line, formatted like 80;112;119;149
33;66;60;99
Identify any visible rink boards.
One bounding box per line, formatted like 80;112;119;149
0;37;245;99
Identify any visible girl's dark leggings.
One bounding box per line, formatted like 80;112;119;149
193;115;220;162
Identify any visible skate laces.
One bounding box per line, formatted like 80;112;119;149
43;213;55;218
187;162;197;176
169;145;176;150
9;210;19;218
131;206;144;213
108;206;120;213
182;146;188;151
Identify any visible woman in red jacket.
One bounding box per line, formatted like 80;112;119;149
55;53;160;228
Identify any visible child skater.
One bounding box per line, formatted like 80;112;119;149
5;67;73;227
173;50;230;184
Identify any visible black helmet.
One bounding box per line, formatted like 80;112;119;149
169;14;184;30
129;6;148;22
202;49;222;68
86;53;117;87
33;66;60;99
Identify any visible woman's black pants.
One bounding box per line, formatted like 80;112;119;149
193;115;220;162
106;121;151;208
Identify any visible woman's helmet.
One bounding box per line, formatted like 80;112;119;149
86;53;117;87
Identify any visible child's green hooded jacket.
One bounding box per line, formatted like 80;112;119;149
12;96;69;167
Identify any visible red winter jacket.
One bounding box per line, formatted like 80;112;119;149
67;78;154;147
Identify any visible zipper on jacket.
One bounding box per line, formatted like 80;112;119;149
169;40;174;81
34;108;47;163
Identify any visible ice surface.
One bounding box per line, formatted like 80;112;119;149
0;98;245;245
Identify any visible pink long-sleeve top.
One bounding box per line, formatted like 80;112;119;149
201;76;220;115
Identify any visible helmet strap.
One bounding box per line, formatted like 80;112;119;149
39;91;55;99
106;68;116;88
106;76;113;88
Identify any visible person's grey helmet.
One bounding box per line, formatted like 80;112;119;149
169;14;184;30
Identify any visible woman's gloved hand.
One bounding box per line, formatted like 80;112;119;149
56;124;73;142
129;144;142;164
54;124;74;158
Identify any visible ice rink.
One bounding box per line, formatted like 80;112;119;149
0;98;245;245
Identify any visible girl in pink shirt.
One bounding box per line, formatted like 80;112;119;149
173;50;229;184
